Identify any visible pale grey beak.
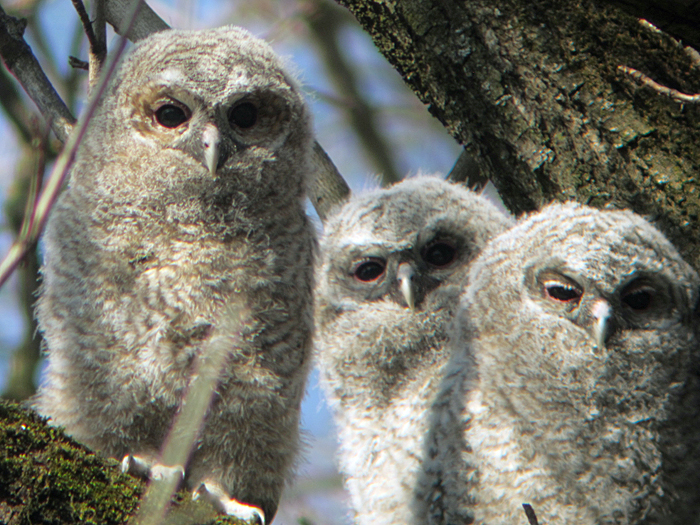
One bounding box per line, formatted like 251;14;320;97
590;299;611;349
397;262;416;311
202;124;220;175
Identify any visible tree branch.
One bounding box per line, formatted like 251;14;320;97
0;4;75;142
104;0;168;41
70;0;107;90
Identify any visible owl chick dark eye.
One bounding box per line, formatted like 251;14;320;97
154;104;190;128
354;258;386;282
544;281;582;303
423;241;457;268
621;283;655;311
230;102;258;129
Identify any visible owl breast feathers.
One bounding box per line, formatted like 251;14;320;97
34;25;316;523
314;175;514;525
422;202;700;524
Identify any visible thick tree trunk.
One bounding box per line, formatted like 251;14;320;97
336;0;700;267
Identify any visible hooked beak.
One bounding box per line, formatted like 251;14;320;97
397;262;416;311
589;299;611;349
202;124;221;175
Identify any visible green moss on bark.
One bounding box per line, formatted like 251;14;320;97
0;402;255;525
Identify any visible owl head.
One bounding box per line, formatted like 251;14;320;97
317;176;514;318
457;202;700;522
315;176;514;406
72;26;312;207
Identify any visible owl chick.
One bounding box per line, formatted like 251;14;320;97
314;176;514;525
421;202;700;524
33;26;315;523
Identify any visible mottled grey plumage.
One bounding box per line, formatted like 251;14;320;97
423;202;700;524
314;176;514;525
34;26;315;523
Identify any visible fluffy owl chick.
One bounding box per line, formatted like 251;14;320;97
423;202;700;524
314;176;514;525
34;26;315;523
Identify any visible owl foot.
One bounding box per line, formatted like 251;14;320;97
193;481;265;525
120;454;185;484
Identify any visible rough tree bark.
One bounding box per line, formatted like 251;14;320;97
336;0;700;268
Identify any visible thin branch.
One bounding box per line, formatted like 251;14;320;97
70;0;99;52
18;127;47;241
68;55;89;70
70;0;107;90
618;65;700;104
0;4;75;142
92;0;107;73
306;0;401;186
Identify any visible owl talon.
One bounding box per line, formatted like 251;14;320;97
193;482;265;524
120;454;184;484
150;463;185;483
120;454;152;478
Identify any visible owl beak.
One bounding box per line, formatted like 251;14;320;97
202;124;221;175
589;298;611;349
397;262;416;311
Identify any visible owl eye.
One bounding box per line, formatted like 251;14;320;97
621;282;655;311
422;241;457;268
229;102;258;129
544;281;582;303
154;104;190;128
353;258;386;282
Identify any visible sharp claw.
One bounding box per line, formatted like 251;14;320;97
193;481;265;524
120;454;184;484
150;463;185;483
121;454;152;478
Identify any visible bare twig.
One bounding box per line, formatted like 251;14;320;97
93;0;107;58
1;132;48;400
70;0;98;52
70;0;106;89
0;4;75;142
522;503;539;525
306;0;400;186
618;65;700;104
68;55;89;70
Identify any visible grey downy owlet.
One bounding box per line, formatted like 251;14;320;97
314;176;514;525
422;202;700;524
33;25;316;524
